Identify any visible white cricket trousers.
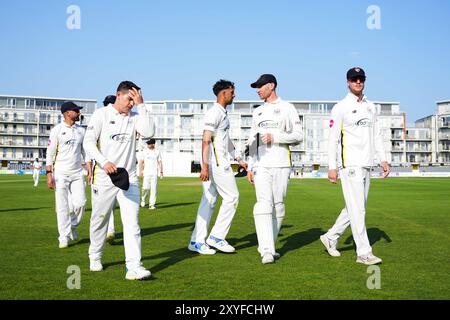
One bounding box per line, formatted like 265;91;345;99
141;175;157;206
54;172;86;243
253;167;291;256
89;183;142;270
33;170;40;187
191;165;239;243
326;167;372;257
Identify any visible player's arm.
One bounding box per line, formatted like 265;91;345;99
373;110;390;178
83;110;116;174
272;105;303;145
139;159;144;178
158;152;163;177
328;105;343;183
200;130;212;182
131;88;155;139
246;111;259;184
45;127;58;189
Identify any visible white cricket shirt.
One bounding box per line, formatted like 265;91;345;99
328;93;387;170
46;122;85;175
141;148;162;176
203;102;238;168
247;98;302;170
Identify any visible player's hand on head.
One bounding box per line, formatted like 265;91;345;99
129;87;144;105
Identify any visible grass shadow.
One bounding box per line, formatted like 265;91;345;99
278;228;325;256
339;227;392;253
0;207;51;213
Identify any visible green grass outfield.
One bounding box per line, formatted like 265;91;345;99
0;175;449;300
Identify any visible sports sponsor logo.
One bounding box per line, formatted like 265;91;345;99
87;126;94;130
64;139;76;146
110;133;131;143
329;119;334;128
356;118;371;127
204;122;215;128
258;120;278;129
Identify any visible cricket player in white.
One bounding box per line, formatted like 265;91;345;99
32;158;42;187
247;74;302;264
46;101;86;249
189;80;247;255
83;81;154;280
320;67;390;265
139;139;163;210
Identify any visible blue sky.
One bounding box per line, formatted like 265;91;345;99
1;0;449;122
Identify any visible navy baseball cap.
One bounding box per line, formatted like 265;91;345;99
251;74;277;88
109;168;130;191
346;67;366;80
146;139;156;145
61;101;83;114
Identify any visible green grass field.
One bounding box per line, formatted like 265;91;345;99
0;175;449;300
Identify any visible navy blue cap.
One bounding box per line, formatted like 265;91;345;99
109;168;130;191
146;139;156;145
251;74;277;88
347;67;366;80
61;101;83;114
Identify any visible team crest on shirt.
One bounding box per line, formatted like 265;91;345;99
273;109;281;114
329;119;334;128
348;169;355;177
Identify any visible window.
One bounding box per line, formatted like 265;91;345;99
7;98;16;107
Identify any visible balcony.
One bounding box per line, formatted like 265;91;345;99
405;136;432;141
438;134;450;140
439;146;450;152
391;134;404;140
406;148;432;153
391;147;405;152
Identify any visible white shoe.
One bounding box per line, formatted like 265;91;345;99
70;228;79;241
320;235;341;257
140;201;145;208
258;247;280;259
356;254;382;265
206;236;235;253
90;260;103;272
188;242;216;255
262;253;275;264
149;206;155;210
59;241;69;249
106;233;115;244
125;266;151;280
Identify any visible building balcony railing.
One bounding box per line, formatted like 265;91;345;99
439;134;450;140
391;135;404;140
405;137;432;141
406;148;432;153
391;147;405;152
439;147;450;152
